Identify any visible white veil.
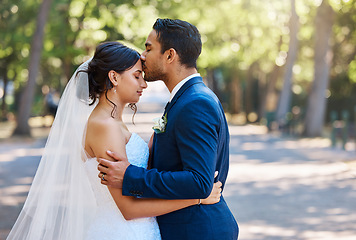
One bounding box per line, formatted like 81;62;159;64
7;59;98;240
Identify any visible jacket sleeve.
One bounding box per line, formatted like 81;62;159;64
122;97;220;199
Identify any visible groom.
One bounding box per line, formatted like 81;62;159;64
98;18;238;239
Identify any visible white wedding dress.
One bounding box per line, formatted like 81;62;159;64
7;60;161;240
84;133;161;240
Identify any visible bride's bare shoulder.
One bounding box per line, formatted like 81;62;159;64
85;113;126;158
87;114;121;137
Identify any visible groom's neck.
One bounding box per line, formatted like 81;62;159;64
165;67;198;93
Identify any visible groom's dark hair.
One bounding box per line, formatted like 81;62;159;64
153;18;202;69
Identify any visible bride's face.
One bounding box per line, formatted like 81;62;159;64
116;60;147;104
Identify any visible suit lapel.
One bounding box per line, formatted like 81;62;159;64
165;76;203;114
162;101;170;116
152;77;203;168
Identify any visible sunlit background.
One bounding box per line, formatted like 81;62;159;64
1;0;356;239
0;0;355;138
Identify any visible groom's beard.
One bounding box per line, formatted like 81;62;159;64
143;66;167;82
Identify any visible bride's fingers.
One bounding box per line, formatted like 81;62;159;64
212;182;222;194
212;181;222;191
213;181;222;188
201;181;222;204
212;181;222;199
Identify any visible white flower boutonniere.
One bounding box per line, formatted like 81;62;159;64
152;114;167;134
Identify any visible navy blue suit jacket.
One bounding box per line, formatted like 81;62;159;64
122;77;238;239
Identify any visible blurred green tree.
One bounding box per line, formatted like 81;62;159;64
304;0;335;137
1;0;355;136
0;0;37;120
275;0;299;127
14;0;54;136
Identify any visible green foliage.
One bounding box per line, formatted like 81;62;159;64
349;57;356;83
0;0;38;85
0;0;355;123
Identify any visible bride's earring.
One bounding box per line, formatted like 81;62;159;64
113;88;117;93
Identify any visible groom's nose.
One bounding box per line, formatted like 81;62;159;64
140;52;146;61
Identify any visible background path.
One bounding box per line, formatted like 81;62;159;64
225;125;356;240
0;110;355;239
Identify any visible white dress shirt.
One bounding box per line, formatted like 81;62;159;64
169;73;201;102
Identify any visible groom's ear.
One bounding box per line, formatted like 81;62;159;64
108;70;120;86
165;48;177;64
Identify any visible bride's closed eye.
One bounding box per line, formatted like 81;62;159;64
134;73;142;80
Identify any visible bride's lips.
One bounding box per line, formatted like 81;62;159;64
137;90;143;96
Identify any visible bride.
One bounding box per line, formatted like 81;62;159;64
7;42;221;240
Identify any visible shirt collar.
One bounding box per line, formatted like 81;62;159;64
169;73;200;102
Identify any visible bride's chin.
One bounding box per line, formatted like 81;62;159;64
128;99;139;105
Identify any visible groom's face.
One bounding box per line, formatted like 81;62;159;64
141;30;167;82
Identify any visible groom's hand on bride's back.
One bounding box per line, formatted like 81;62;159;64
97;150;130;188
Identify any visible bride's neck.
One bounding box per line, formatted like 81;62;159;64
97;92;125;120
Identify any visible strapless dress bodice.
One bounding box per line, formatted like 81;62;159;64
84;133;161;240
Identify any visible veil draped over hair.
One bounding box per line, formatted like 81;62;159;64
7;59;98;240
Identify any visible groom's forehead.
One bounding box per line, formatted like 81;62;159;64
147;30;159;43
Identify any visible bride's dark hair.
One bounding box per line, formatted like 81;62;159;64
80;41;140;118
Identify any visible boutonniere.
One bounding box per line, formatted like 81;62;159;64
152;114;167;134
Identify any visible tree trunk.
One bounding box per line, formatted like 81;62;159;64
206;69;215;92
257;71;266;122
13;0;53;136
230;72;242;114
206;68;223;101
1;66;8;121
265;65;282;112
261;36;283;124
245;62;257;122
303;0;335;137
275;0;299;126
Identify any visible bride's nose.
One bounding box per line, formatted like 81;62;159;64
141;79;148;89
140;53;146;61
